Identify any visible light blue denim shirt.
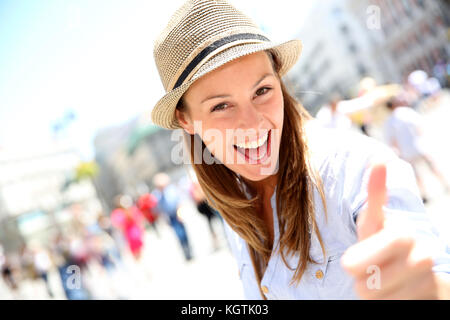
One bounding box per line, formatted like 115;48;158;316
223;121;450;300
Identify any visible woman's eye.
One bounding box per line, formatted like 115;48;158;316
211;103;228;112
255;87;271;96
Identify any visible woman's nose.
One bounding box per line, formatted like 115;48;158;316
237;101;264;130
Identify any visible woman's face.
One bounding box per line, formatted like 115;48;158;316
176;51;284;181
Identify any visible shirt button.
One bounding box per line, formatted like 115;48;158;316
261;285;269;294
315;270;324;279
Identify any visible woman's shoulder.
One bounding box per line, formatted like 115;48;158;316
304;119;396;175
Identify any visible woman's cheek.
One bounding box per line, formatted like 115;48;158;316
265;99;284;127
200;126;229;161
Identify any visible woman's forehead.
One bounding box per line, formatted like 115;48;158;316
185;52;275;97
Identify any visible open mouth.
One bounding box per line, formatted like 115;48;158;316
233;129;272;164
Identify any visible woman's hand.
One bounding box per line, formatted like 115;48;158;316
341;163;449;299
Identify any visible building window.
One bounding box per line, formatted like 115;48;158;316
348;43;358;54
332;7;342;17
416;0;425;9
302;64;310;74
340;24;349;34
429;19;438;34
402;0;412;17
357;64;367;77
435;15;444;27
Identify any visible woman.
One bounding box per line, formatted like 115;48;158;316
151;0;450;299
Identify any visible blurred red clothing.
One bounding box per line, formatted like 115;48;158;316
137;193;159;224
110;206;145;258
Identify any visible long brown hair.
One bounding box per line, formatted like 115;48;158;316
177;49;327;299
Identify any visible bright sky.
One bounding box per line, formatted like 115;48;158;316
0;0;313;160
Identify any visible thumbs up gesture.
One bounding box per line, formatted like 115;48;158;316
357;163;387;242
341;163;447;299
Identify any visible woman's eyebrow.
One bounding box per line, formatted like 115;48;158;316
201;94;230;104
200;73;274;104
253;73;274;89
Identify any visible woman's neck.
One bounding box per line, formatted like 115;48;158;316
246;174;278;200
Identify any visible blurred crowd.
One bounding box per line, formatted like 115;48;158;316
0;173;224;299
316;66;450;203
1;57;449;300
2;64;449;299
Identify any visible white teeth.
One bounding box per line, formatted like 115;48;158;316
234;132;268;149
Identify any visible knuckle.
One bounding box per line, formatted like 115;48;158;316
391;235;414;250
414;256;434;271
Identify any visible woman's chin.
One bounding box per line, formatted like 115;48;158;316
231;161;279;182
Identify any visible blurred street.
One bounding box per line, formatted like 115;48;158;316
0;200;243;299
1;92;449;300
0;0;449;301
0;199;245;300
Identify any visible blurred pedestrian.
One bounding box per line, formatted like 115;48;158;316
152;173;193;261
315;93;352;131
0;244;4;271
433;59;448;88
384;93;450;202
316;78;396;136
97;214;124;264
52;234;92;300
190;179;221;251
423;77;443;108
408;69;429;98
110;195;146;260
407;69;435;110
136;192;161;237
19;244;36;282
1;254;19;298
33;246;54;298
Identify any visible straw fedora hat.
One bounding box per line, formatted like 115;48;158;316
151;0;303;129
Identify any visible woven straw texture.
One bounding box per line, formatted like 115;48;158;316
152;0;302;129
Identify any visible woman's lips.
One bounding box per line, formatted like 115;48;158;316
233;129;272;164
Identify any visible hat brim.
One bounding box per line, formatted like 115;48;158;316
151;39;302;129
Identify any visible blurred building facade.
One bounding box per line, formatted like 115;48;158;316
0;143;101;253
287;0;388;115
348;0;449;83
94;113;183;212
287;0;449;115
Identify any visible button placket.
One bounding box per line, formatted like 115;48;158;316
259;189;281;299
261;285;269;295
315;269;324;280
311;252;342;286
309;249;328;284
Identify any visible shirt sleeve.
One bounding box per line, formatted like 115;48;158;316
343;135;450;274
383;118;395;146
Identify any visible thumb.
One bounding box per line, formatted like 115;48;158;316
357;163;387;241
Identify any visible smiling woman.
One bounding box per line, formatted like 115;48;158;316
150;0;450;300
175;49;328;296
179;52;284;175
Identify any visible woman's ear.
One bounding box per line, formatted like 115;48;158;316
175;109;194;135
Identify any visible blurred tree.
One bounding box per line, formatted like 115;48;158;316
75;161;99;182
